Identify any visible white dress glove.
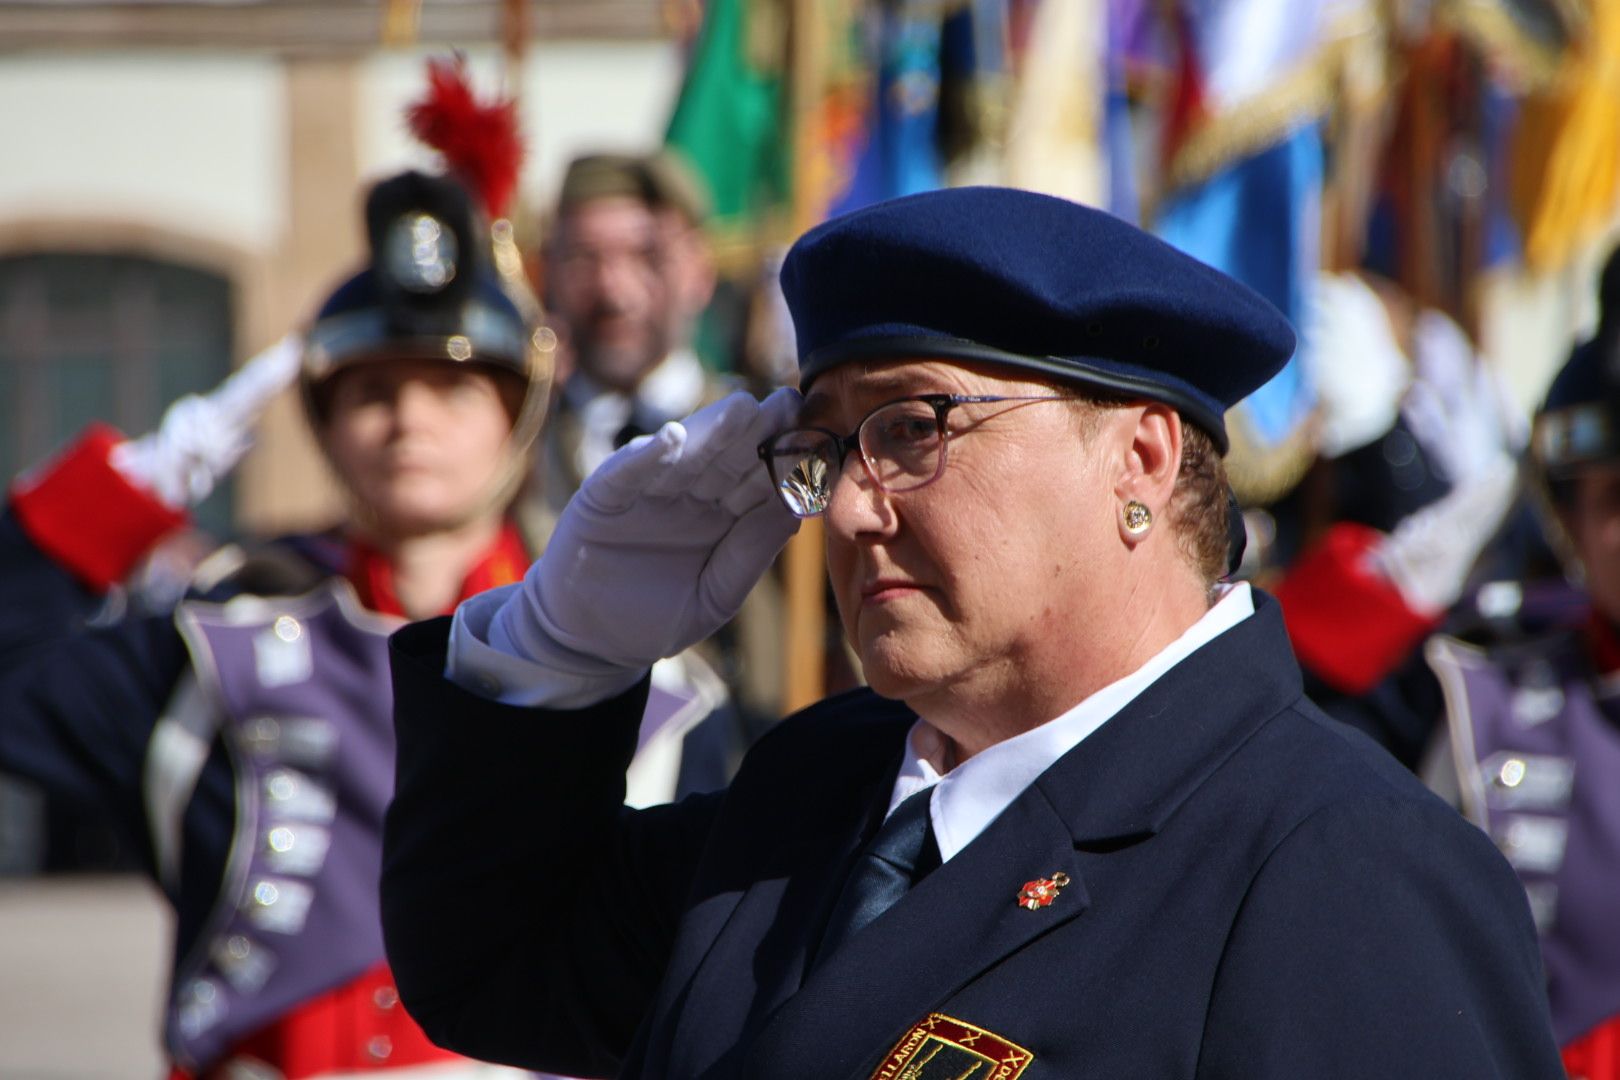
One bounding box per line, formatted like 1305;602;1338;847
110;334;302;508
1365;453;1519;615
475;388;803;708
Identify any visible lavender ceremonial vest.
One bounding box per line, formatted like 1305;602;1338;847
1428;632;1620;1045
164;581;401;1071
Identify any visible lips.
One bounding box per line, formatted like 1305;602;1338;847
383;455;441;479
860;578;926;603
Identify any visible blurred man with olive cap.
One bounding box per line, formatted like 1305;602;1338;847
382;187;1562;1079
533;150;784;776
534;150;723;529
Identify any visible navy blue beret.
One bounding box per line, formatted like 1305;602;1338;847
780;186;1297;452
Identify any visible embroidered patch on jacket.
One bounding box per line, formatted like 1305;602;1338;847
870;1012;1034;1080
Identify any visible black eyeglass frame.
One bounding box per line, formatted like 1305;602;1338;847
756;392;1082;517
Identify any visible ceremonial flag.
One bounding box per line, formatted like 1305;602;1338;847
665;0;792;244
826;0;1014;217
1157;126;1323;451
827;3;953;217
1003;0;1107;207
1510;0;1620;272
1150;0;1361;501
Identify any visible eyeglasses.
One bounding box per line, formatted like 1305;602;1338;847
757;393;1081;518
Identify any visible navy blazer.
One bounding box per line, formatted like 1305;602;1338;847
381;592;1563;1079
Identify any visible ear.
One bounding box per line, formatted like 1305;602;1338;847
1112;403;1182;539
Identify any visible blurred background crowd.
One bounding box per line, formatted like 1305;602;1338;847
3;0;1620;1075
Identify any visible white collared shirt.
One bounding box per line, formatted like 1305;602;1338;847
567;349;710;479
889;582;1255;861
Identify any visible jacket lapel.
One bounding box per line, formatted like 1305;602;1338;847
653;705;913;1078
741;780;1089;1080
1030;591;1303;843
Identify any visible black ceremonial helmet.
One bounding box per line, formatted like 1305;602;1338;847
301;170;553;518
1529;245;1620;563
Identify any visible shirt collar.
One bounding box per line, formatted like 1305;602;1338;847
565;349;709;478
889;581;1256;861
637;347;708;419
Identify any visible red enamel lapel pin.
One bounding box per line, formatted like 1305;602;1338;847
1016;872;1071;911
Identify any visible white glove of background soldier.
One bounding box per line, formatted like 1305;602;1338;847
467;388;803;709
1365;452;1519;615
111;334;303;508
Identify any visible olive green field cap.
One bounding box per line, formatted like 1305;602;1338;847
555;149;712;226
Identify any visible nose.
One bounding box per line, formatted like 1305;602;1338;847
824;448;896;538
591;253;650;316
390;377;438;432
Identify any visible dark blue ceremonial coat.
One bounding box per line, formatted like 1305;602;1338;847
0;510;366;918
0;509;234;927
381;591;1564;1079
0;509;450;1072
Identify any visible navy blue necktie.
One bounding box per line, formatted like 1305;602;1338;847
816;787;939;965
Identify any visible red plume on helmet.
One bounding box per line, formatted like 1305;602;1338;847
299;53;549;512
407;56;524;221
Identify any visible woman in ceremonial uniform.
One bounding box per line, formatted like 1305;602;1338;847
0;103;547;1077
1427;246;1620;1079
382;187;1564;1079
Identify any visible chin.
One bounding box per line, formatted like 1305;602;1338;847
1593;588;1620;627
366;499;475;538
856;636;944;704
580;345;659;390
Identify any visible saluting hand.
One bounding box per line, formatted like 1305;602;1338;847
482;388;802;702
110;334;303;508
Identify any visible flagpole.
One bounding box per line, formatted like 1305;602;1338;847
501;0;528;94
780;0;829;715
380;0;421;47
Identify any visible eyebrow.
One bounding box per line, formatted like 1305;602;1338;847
797;392;837;429
797;368;951;429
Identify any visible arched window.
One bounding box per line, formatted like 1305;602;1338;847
0;252;235;535
1;251;237;874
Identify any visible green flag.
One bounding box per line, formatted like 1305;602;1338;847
666;0;792;248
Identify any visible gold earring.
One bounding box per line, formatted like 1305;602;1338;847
1123;500;1153;536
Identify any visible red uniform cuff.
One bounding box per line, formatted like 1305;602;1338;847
1563;1012;1620;1080
221;964;459;1079
1274;523;1440;695
9;423;188;592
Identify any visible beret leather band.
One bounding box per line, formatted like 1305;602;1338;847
797;334;1229;453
